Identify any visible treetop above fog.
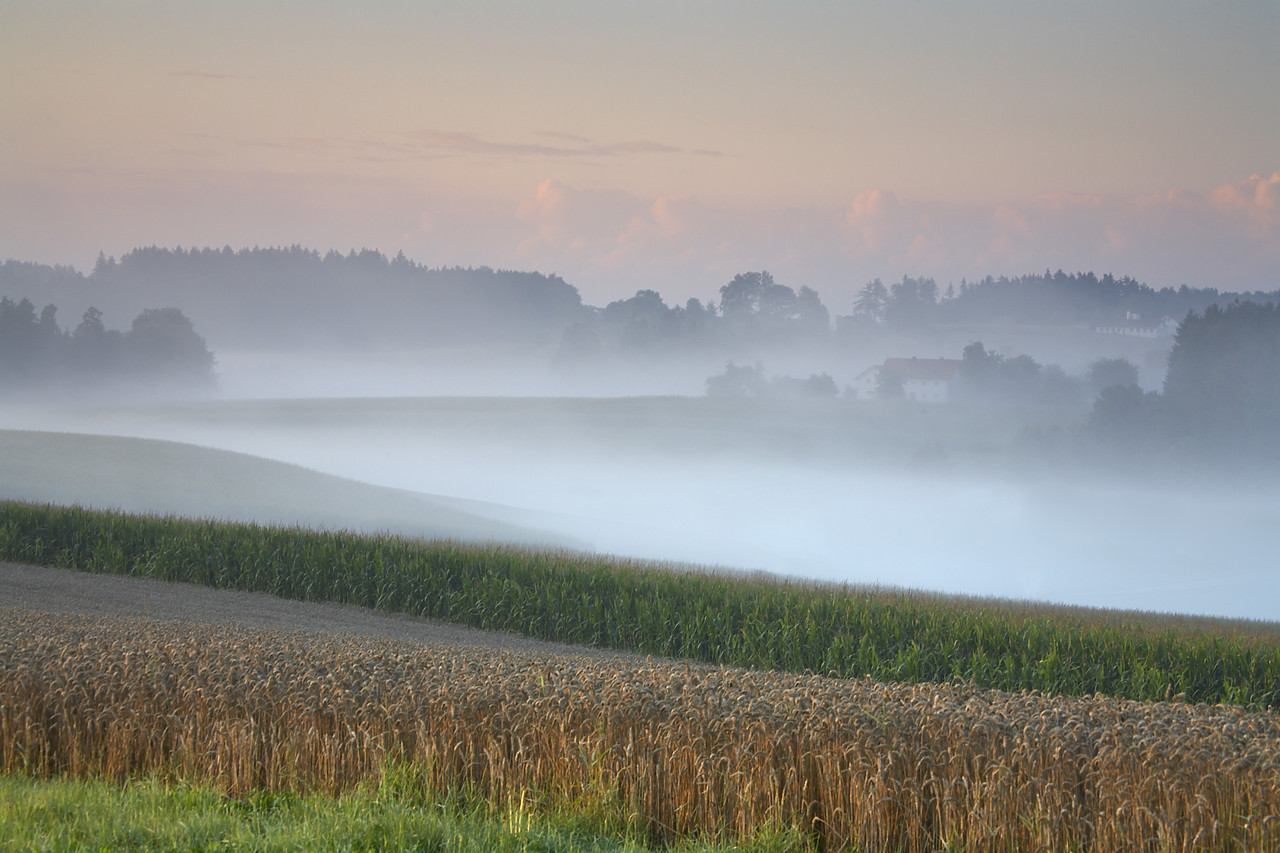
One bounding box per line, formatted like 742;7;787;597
847;270;1277;329
1085;300;1280;462
0;297;215;398
10;246;587;351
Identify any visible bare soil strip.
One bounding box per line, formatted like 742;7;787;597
0;560;628;660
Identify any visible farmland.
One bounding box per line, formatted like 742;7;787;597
2;502;1278;709
4;605;1278;852
3;502;1279;849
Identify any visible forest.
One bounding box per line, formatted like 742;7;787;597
3;248;1277;357
0;248;586;350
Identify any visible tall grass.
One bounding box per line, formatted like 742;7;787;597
0;771;805;852
2;501;1279;708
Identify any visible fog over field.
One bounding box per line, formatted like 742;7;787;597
3;0;1277;629
4;392;1276;623
3;249;1278;623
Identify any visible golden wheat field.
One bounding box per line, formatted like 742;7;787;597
2;608;1278;852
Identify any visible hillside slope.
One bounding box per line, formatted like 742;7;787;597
0;429;574;547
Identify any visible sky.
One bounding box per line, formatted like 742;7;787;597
2;1;1277;308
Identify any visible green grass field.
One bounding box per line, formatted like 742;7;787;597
0;773;812;853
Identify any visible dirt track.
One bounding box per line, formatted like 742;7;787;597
0;561;630;660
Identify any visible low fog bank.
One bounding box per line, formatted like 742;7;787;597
212;325;1166;402
214;348;727;399
3;396;1276;623
206;284;1177;401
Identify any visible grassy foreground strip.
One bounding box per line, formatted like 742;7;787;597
4;610;1278;852
2;501;1279;708
0;774;807;853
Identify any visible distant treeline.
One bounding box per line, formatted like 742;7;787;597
0;297;215;396
2;247;1276;355
847;270;1279;328
565;269;1280;362
0;247;586;351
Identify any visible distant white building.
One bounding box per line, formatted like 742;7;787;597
1094;312;1178;339
851;357;962;402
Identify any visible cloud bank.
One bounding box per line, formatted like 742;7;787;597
488;172;1280;306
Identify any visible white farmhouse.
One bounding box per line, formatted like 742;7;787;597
850;357;962;402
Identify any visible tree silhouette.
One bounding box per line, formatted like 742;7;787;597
600;289;677;349
718;271;829;341
885;275;938;326
126;307;216;387
705;362;766;397
851;279;888;324
1162;302;1280;445
1086;357;1140;397
0;298;217;396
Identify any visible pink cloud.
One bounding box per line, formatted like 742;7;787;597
515;180;650;257
1256;173;1280;214
650;195;695;237
845;189;905;251
1104;225;1132;252
1210;172;1279;234
832;175;1280;295
847;189;900;221
992;205;1033;237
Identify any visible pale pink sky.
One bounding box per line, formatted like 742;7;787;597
2;1;1276;307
